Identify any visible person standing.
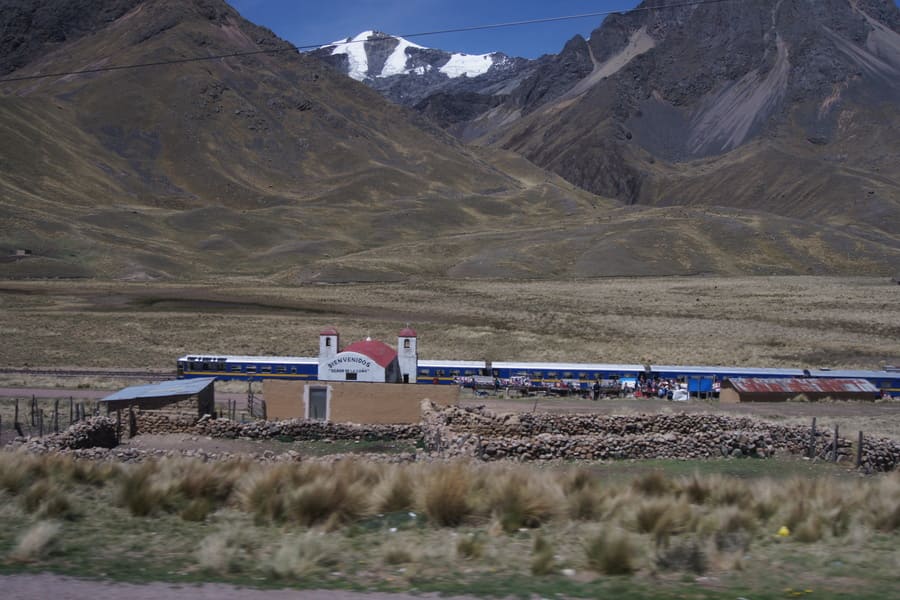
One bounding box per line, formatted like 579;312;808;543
592;380;601;401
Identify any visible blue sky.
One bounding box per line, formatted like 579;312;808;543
227;1;642;58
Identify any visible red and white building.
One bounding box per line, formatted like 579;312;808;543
318;327;418;384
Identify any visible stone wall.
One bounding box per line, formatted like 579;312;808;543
421;403;900;472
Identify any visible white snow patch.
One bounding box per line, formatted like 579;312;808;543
440;53;495;78
380;36;427;78
329;30;374;80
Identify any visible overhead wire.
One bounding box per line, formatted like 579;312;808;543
0;0;741;84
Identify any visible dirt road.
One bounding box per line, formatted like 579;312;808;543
0;574;488;600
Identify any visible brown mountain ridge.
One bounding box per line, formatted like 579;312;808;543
0;0;897;281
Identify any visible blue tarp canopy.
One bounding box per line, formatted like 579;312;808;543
101;378;216;402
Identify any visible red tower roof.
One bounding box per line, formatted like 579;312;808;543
320;327;339;336
398;327;417;337
342;340;398;368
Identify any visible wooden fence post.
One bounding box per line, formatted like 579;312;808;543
69;397;73;426
38;409;44;437
856;430;864;468
808;417;817;458
129;405;137;438
832;424;839;463
54;398;60;433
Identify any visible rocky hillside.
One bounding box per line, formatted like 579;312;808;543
1;0;898;281
345;1;900;241
0;0;605;280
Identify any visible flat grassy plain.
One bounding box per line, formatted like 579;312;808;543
0;276;897;370
0;453;898;599
1;275;898;598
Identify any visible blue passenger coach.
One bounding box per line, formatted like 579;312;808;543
177;355;318;381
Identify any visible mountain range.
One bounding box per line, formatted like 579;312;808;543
1;0;898;281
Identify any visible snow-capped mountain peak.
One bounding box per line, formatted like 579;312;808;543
318;31;506;82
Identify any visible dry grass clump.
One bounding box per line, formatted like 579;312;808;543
268;532;341;578
239;461;370;528
482;468;563;533
418;463;473;527
9;520;61;562
196;529;259;575
456;533;484;560
530;534;557;576
585;527;637;575
371;465;415;513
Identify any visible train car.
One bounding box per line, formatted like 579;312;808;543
491;361;646;389
177;354;318;382
806;368;900;398
649;365;804;394
415;359;487;384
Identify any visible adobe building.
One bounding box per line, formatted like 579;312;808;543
266;327;455;423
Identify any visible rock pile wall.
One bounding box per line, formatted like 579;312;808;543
422;403;900;472
193;416;421;441
23;417;119;451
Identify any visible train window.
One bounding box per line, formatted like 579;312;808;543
230;365;241;372
216;363;225;371
276;366;287;373
261;366;272;373
202;363;209;370
190;362;198;370
419;369;429;376
492;370;499;377
547;372;557;378
290;367;297;374
437;370;445;376
579;372;588;379
246;366;257;373
563;372;573;378
451;370;460;376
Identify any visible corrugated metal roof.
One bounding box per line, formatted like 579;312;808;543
724;377;878;394
102;378;216;402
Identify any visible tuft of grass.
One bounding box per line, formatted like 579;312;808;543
585;528;637;575
456;533;484;560
197;531;242;575
372;465;415;513
268;532;341;578
485;469;562;533
380;540;414;565
530;534;557;576
419;464;472;527
9;520;61;562
631;471;673;497
655;538;707;574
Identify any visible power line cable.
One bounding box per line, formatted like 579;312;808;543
0;0;741;84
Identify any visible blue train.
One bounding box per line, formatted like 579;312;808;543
176;354;900;397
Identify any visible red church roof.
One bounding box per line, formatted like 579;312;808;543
320;327;339;336
342;340;398;368
398;327;417;337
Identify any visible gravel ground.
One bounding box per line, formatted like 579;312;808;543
0;574;490;600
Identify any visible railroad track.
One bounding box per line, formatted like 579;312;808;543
0;367;173;380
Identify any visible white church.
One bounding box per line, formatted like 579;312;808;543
317;326;418;384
